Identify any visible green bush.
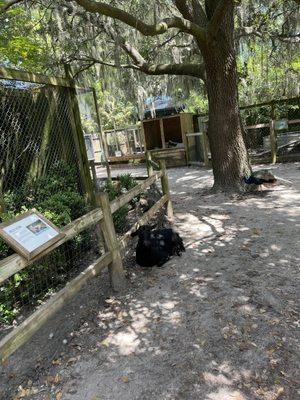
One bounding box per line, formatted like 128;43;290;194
103;174;138;231
0;161;90;325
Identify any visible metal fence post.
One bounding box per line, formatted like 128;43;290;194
95;192;126;291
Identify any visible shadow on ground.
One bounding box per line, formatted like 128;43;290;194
1;163;299;400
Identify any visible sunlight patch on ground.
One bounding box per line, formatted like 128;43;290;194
206;388;246;400
203;372;233;386
102;329;141;355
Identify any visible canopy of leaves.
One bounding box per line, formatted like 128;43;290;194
0;0;299;122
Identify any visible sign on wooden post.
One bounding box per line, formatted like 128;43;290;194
0;210;64;260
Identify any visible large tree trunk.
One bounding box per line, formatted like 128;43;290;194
201;4;251;192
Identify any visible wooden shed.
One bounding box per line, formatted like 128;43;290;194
141;113;196;166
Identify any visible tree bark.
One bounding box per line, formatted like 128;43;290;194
201;3;251;191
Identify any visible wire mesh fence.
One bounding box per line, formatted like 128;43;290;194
241;97;300;159
0;224;101;336
186;98;300;163
0;77;100;334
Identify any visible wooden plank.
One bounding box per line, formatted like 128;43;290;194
119;194;169;251
159;119;166;149
186;132;201;137
0;252;112;362
288;119;300;125
107;154;145;163
90;160;98;188
0;67;73;88
240;97;299;110
141;113;195;123
146;151;154;177
95;193;126;291
251;153;300;164
244;119;299;131
189;161;203;166
202;132;210;167
150;148;185;158
180;113;194;165
110;171;162;214
0;208;103;284
149;159;160;170
158;160;173;219
245;123;270;130
64;65;95;204
269;120;277;164
92;88;111;181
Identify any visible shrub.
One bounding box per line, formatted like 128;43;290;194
103;174;138;232
0;161;90;325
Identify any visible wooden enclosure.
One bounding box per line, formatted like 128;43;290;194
141;113;196;167
104;126;144;163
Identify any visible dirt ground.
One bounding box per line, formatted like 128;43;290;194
1;163;299;400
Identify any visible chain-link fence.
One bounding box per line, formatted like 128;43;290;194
0;77;99;335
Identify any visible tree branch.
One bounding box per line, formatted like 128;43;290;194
70;55;205;79
0;0;23;14
207;0;233;38
73;0;206;42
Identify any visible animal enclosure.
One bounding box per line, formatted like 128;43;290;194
141;113;196;167
0;67;172;361
186;97;300;165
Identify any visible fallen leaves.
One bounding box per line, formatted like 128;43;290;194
13;385;40;399
55;392;62;400
252;228;262;236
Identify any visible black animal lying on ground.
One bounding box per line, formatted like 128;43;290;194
243;169;277;187
131;224;185;267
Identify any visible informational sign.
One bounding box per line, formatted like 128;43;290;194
84;134;95;161
0;210;64;260
274;119;288;130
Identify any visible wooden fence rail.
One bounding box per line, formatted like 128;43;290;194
0;169;171;362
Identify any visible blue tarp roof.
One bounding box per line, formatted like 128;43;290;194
144;96;174;110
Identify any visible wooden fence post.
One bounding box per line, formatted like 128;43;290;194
202;132;210;167
90;160;98;189
95;192;126;291
63;64;95;204
92;88;112;182
146;151;154;177
269;119;277;164
158;160;173;219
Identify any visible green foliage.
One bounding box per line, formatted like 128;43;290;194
184;90;208;114
0;5;47;70
117;173;138;191
94;86;135;130
103;174;138;231
0;162;89;325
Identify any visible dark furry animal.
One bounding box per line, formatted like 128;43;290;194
131;225;185;267
243;169;277;187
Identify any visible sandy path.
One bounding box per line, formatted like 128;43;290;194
2;163;300;400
